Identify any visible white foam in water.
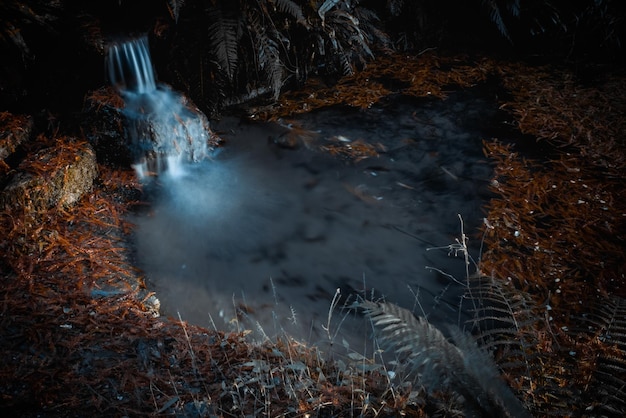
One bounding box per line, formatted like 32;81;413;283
105;36;209;179
164;154;187;179
131;161;146;179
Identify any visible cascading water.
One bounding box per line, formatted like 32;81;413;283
105;36;210;179
106;36;156;94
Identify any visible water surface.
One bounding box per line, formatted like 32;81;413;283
133;92;497;349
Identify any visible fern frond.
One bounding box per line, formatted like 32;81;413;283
338;46;354;76
247;11;284;100
206;5;240;81
167;0;185;23
321;8;374;74
481;0;513;43
318;0;341;21
330;9;374;58
465;275;538;361
274;0;306;26
360;300;531;417
464;275;590;415
579;296;626;415
360;300;462;380
449;327;532;418
354;7;392;51
507;0;521;17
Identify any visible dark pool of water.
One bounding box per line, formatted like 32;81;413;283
132;91;499;351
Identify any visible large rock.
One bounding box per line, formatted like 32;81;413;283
82;86;221;170
0;138;97;213
82;87;131;166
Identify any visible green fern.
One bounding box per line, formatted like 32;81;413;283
359;300;530;417
481;0;515;43
465;275;538;388
578;296;626;415
354;7;392;51
329;9;374;58
160;0;385;110
166;0;185;23
206;5;240;82
318;0;341;21
273;0;307;26
246;10;284;100
465;274;590;415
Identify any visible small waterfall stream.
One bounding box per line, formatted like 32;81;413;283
106;36;156;94
105;36;211;179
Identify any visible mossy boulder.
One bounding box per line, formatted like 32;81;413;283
0;138;97;213
82;86;220;170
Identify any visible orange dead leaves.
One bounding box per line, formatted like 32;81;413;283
322;138;382;162
482;140;625;315
85;87;125;112
270;52;495;120
479;65;626;415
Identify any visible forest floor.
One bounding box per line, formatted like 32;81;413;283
1;51;625;417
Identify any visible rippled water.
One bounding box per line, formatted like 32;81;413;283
132;91;499;350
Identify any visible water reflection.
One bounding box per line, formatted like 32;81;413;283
133;93;497;351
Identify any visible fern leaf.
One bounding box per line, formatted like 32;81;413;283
338;46;354;76
360;300;460;360
206;5;239;81
507;0;521;17
449;327;531;418
274;0;306;25
579;296;626;415
245;10;284;100
167;0;185;23
331;9;374;59
482;0;513;43
318;0;341;21
355;7;391;50
259;35;283;99
359;300;531;417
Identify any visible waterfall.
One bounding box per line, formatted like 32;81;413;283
106;36;157;94
105;36;210;179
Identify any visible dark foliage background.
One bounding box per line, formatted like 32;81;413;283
0;0;624;116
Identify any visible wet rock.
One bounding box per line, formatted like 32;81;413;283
82;87;131;166
0;138;97;213
82;86;220;169
0;112;33;176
